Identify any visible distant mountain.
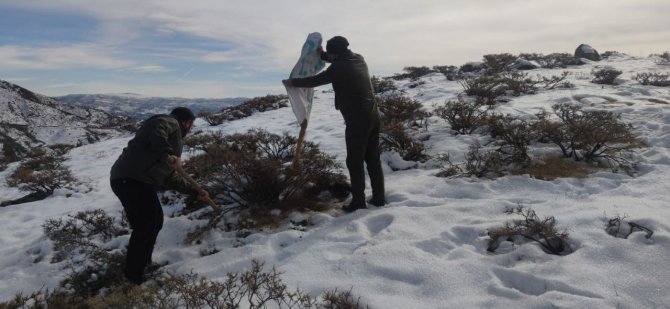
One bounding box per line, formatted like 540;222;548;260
56;93;248;120
0;80;133;161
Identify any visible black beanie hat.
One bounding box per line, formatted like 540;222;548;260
170;107;195;121
326;36;349;54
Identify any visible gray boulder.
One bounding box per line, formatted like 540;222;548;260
511;59;541;70
575;44;600;61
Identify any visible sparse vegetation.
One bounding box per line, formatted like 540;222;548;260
1;258;369;309
42;209;130;298
538;71;572;89
634;72;670;87
488;205;570;255
200;95;289;126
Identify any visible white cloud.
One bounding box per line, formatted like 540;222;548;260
0;44;134;70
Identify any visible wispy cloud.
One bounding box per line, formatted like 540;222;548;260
0;44;133;70
121;65;172;73
2;0;670;97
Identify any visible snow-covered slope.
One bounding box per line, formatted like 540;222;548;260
0;80;131;158
57;93;247;120
1;54;669;308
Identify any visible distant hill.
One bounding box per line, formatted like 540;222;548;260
0;80;133;161
56;93;248;120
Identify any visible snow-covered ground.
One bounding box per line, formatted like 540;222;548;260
1;54;669;308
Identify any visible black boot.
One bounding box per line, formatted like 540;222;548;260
342;201;367;213
367;197;387;207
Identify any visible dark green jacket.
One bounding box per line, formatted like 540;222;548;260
110;114;196;194
292;50;379;122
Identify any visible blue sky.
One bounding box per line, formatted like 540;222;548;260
1;0;669;98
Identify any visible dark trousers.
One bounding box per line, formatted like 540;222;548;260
110;178;163;284
344;112;385;205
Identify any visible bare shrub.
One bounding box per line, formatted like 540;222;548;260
48;143;75;156
378;95;430;128
199;111;225;126
380;123;429;162
42;209;130;298
538;71;571;89
488;205;570;255
2;260;371;309
433;98;492;134
499;71;538;96
435;152;462;177
652;51;670;65
518;53;583;69
432;65;459;80
605;214;654;239
459;75;506;105
183;129;347;238
634;72;670;87
600;51;621;59
458;62;484;74
535;104;644;167
392;66;435;81
591;67;622;85
487;114;534;166
371;75;397;94
463;142;503;178
482;53;517;74
6;148;76;196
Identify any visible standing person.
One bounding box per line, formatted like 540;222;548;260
283;36;386;212
110;107;209;284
